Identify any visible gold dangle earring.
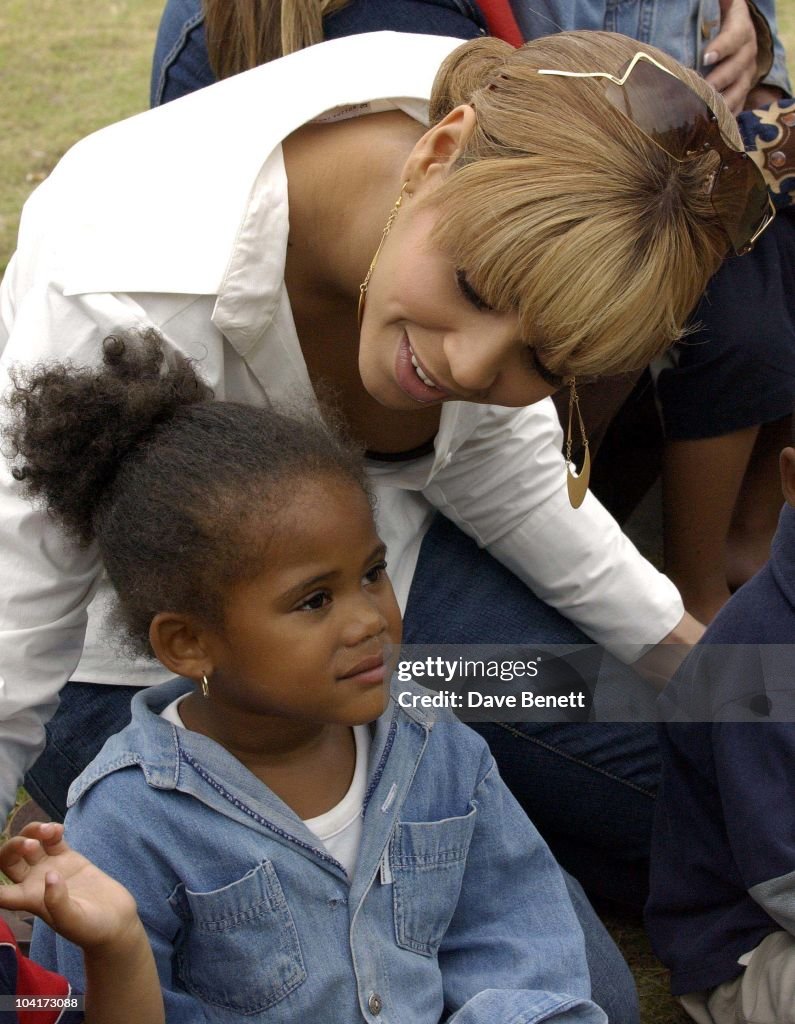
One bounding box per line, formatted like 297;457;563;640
565;377;591;509
358;181;410;329
201;673;210;699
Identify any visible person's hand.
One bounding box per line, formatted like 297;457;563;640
633;611;705;690
0;822;140;953
703;0;758;115
1;822;165;1024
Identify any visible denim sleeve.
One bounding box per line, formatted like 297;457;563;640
422;400;683;659
750;0;792;94
439;759;607;1024
30;786;211;1024
150;0;214;107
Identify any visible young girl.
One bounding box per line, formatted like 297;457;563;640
7;332;607;1023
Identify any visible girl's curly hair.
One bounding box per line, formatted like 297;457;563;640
4;329;368;656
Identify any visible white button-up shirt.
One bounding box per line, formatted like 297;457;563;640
0;32;681;816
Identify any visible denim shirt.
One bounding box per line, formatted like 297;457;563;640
151;0;790;107
31;679;605;1024
510;0;790;92
150;0;487;105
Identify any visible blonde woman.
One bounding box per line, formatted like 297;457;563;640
152;0;795;618
0;29;770;1018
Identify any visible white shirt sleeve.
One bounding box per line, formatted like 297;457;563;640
0;282;111;815
0;264;151;818
423;398;683;661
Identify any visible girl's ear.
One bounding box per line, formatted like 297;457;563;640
401;104;477;190
149;612;215;680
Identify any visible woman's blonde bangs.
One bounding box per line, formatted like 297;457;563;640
427;30;740;377
430;151;722;377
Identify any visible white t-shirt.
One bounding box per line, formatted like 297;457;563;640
161;695;368;877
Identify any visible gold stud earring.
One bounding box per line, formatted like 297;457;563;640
358;181;411;329
201;673;210;699
565;377;591;509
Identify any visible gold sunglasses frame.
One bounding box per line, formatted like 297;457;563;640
537;51;775;255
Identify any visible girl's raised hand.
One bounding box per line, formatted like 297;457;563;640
0;821;139;953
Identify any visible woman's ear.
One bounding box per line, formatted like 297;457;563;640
780;446;795;508
149;611;215;681
401;104;477;190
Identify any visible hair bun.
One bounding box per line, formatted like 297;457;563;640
4;329;212;545
429;36;514;124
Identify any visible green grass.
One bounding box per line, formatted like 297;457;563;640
0;0;163;276
782;2;795;55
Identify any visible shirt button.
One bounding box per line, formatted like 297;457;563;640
770;149;787;168
368;993;383;1015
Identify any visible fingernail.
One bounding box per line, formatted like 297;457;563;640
703;51;718;66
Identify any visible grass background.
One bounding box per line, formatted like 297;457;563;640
0;0;163;276
1;3;794;1021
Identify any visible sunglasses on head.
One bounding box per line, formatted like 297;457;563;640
537;51;774;256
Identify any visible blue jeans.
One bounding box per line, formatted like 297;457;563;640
24;682;143;821
403;513;660;910
150;0;486;106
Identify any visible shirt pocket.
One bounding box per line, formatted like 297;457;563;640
390;806;477;957
168;859;307;1013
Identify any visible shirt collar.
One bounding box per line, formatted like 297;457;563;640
61;33;456;300
68;675;435;806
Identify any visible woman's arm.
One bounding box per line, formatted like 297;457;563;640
702;0;759;114
0;322;102;818
632;612;705;690
0;260;147;818
423;399;684;664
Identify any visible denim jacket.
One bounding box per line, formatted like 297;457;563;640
150;0;488;105
31;678;605;1024
151;0;790;108
510;0;790;93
